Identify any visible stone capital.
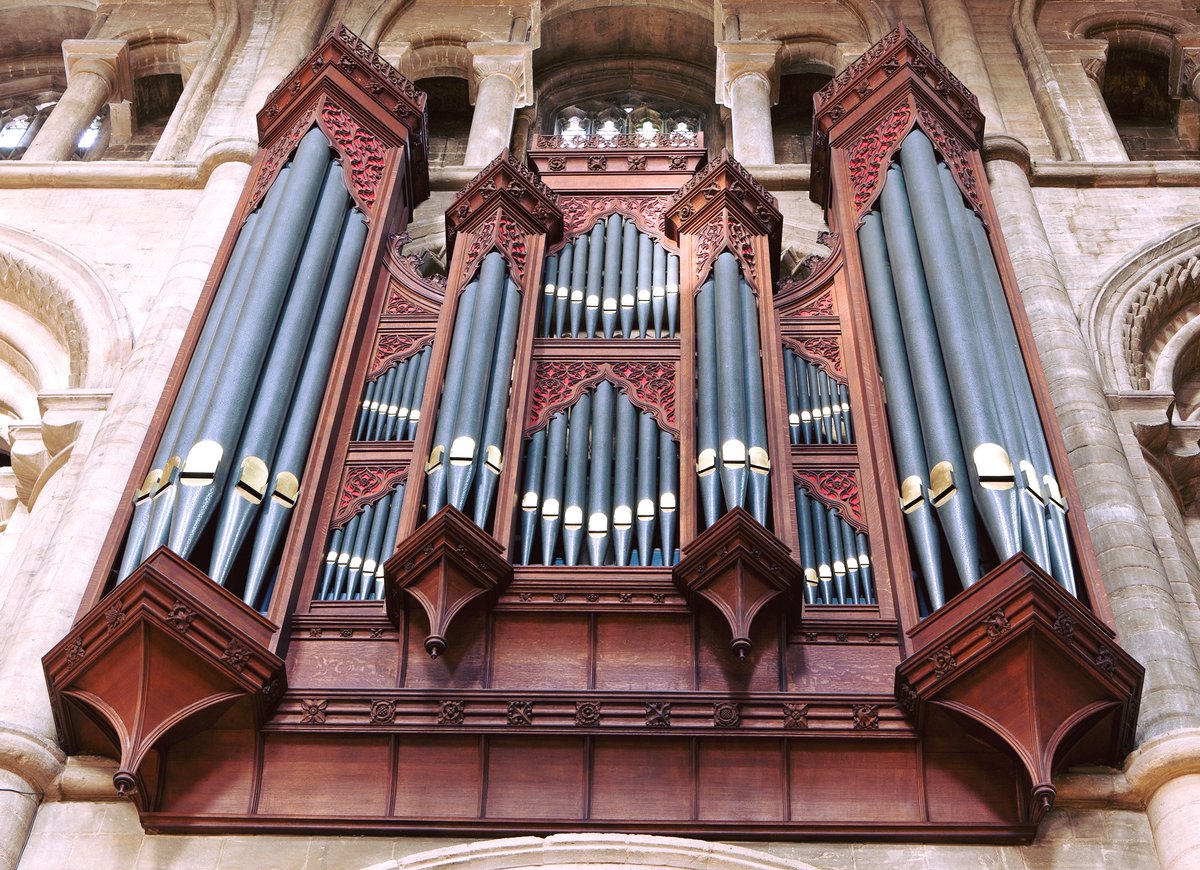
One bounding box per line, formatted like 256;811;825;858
1044;39;1109;87
62;38;132;103
467;42;533;107
1172;38;1200;99
716;40;781;106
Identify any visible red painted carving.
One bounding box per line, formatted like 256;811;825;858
798;291;834;317
385;286;432;315
916;107;985;220
795;469;863;529
847;104;912;216
560;196;672;240
527;361;677;435
785;335;843;377
460;211;528;286
610;361;676;429
334;465;408;528
319;103;387;213
247;107;318;214
526;361;604;428
368;333;432;380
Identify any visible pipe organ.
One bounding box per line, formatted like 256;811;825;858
47;24;1142;842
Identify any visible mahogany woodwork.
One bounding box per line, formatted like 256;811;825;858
47;24;1143;845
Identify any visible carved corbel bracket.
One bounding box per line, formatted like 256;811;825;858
895;554;1143;823
384;505;513;658
42;549;286;811
673;508;801;659
444;150;563;267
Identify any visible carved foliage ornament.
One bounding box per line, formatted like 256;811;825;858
526;361;677;435
247;108;319;215
560;196;672;240
319;103;388;214
915;108;985;221
334;465;408;528
460;211;528;286
368;332;433;380
795;469;864;529
847;104;913;216
783;335;843;377
693;215;759;287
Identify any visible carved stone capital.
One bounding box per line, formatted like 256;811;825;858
716;40;782;106
467;42;533;106
1173;39;1200;99
62;39;132;103
1044;40;1109;87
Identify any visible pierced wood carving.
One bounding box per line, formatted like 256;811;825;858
526;361;677;435
333;465;408;528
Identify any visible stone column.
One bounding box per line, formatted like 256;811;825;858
22;39;131;162
985;142;1200;740
1045;41;1127;162
716;41;780;166
240;0;334;125
464;43;531;166
919;0;1004;131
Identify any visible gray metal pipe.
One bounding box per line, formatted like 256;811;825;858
563;392;592;565
540;411;569;564
585;224;604;338
518;427;547;564
739;277;771;525
659;431;678;565
713;252;748;512
602;214;621;338
570;233;589;338
635;410;658;566
541;253;557;337
695;278;721;528
404;346;432;440
620;220;638;337
652;244;667;338
666;253;680;337
556;241;573;338
471;277;523;526
637;232;653;338
612;390;638;565
587;381;616;565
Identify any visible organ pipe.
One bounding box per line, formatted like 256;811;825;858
536;217;678;339
518;384;678;567
315;482;407;601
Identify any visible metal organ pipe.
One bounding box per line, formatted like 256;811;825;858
695;278;721;528
714;253;749;514
536;218;678;339
314;482;407;601
517;385;679;567
739;276;771;524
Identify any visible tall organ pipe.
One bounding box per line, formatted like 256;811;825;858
652;245;667;338
635;410;658;564
446;252;508;510
659;431;679;565
242;210;369;607
168;131;332;561
562;392;592;565
539;412;569;565
666;253;680;338
138;165;294;564
636;232;653;338
858;211;946;609
878;163;982;589
570;233;588;337
964;214;1077;594
602;214;622;338
518;427;547;564
739;277;771;525
585;224;603;337
899;131;1020;563
424;280;477;515
556;241;573;338
587;381;616;565
405;346;432;439
208;161;350;585
470;276;523;526
620;220;638;338
694;278;721;527
541;253;557;337
119;208;262;580
713;252;749;513
612;393;638;565
936;165;1050;575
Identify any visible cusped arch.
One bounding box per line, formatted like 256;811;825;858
1088;221;1200;392
361;834;827;870
0;224;132;390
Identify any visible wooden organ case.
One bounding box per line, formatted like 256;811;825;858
44;25;1143;842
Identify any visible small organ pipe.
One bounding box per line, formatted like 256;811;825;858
367;365;397;441
637;232;653;338
539;411;568;564
318;526;344;600
570;233;588;338
827;504;847;604
585;224;604;337
635;410;658;566
857;532;875;604
841;519;861;605
518;427;547;564
555;240;573;338
811;495;833;604
587;381;616;565
666;253;680;338
541;253;557;337
652;244;667;339
612;393;638;565
795;486;819;606
659;431;678;565
404;346;432;440
563;392;592;566
620;219;638;337
783;349;802;444
355;378;378;440
602;214;622;338
356;492;392;600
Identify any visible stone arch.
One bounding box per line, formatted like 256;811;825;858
361;834;826;870
1087;221;1200;392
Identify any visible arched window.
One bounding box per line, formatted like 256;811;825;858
1101;46;1197;158
418;76;472;167
771;71;832;164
